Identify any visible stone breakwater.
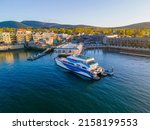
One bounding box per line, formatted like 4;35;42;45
0;45;24;51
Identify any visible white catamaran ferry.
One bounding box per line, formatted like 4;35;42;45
55;54;106;80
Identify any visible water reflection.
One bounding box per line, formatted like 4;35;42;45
0;50;33;64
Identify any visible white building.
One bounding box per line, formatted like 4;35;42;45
2;32;12;44
57;33;71;39
103;35;118;44
42;32;54;45
32;32;43;42
33;32;54;45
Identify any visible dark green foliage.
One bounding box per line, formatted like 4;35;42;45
0;21;31;28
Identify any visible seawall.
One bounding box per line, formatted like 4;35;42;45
0;45;24;52
85;45;150;57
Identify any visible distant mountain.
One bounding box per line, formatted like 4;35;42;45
0;20;94;29
21;21;59;28
21;21;93;28
0;21;31;28
0;21;150;29
117;22;150;29
21;21;77;28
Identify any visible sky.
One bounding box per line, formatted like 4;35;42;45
0;0;150;27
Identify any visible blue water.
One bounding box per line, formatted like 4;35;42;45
0;49;150;113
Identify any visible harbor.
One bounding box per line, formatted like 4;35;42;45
84;44;150;57
26;43;114;79
0;49;150;112
0;44;24;51
23;42;150;80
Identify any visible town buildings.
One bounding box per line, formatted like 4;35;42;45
33;32;56;45
103;35;150;48
16;29;32;44
0;29;150;48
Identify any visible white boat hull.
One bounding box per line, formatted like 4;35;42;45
55;58;100;80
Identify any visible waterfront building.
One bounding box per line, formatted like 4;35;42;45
80;34;105;44
16;29;32;44
0;32;16;44
103;35;118;44
32;32;43;42
16;29;26;44
10;32;17;44
25;31;32;42
90;34;106;43
103;35;150;48
42;32;54;45
0;33;3;43
2;32;12;44
33;32;54;45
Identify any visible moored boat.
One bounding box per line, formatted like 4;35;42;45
55;54;105;80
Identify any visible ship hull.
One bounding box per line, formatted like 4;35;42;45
55;58;100;80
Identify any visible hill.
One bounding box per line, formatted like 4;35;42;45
0;21;150;29
0;21;31;28
21;21;59;28
21;21;78;28
117;22;150;29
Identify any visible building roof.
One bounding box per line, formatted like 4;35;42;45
56;43;79;50
17;29;27;32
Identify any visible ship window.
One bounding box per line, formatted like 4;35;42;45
82;67;86;69
87;61;96;65
63;61;74;65
68;58;77;62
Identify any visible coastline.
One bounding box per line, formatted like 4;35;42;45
0;44;150;58
119;52;150;57
85;45;150;57
0;44;25;52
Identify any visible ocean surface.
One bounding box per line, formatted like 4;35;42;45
0;49;150;113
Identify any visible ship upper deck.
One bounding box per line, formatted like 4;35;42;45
67;55;95;63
